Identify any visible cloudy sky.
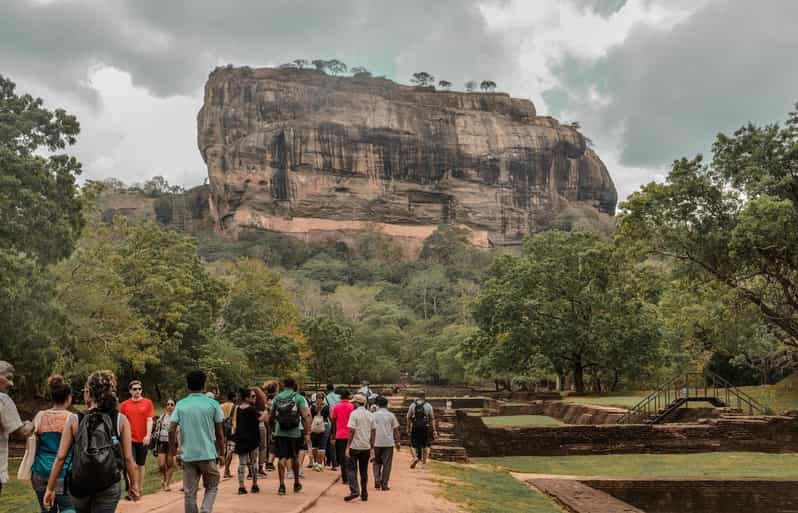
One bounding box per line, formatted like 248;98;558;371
3;0;797;202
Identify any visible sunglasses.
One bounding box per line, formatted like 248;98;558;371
131;387;142;391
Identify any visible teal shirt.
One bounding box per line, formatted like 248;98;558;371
324;392;341;409
172;393;224;462
271;390;308;438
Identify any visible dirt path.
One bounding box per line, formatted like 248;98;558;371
119;450;459;513
306;450;461;513
118;463;338;513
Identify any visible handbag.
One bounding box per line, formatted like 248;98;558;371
17;411;42;480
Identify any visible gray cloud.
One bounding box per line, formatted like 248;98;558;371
547;0;798;167
1;0;518;101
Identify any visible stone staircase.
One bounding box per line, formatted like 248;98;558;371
388;398;469;463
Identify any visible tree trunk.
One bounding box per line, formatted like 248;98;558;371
573;359;585;394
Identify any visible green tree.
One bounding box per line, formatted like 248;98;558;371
438;80;452;90
480;80;496;92
116;221;225;393
301;316;356;384
0;75;84;265
411;72;435;87
470;231;660;393
618;104;798;347
465;80;477;92
351;66;371;77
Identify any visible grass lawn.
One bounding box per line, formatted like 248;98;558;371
560;375;798;414
562;394;645;409
483;415;564;427
433;462;563;513
1;455;167;513
475;452;798;478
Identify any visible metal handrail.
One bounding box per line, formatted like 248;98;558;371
617;370;768;424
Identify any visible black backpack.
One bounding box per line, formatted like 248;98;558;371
70;410;122;497
223;408;235;439
412;400;428;429
275;392;300;430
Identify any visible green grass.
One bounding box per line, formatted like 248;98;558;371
433;462;563;513
483;415;564;427
1;455;166;513
476;452;798;478
562;394;645;409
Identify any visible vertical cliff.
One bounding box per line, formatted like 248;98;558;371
197;66;617;254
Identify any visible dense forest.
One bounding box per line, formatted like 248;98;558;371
2;74;797;400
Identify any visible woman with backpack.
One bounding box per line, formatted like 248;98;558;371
309;391;330;472
29;375;76;513
154;399;176;491
43;370;140;513
233;387;262;495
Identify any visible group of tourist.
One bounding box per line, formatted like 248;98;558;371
0;359;439;512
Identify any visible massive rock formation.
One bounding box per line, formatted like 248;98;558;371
198;66;616;255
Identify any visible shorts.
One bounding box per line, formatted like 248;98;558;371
274;437;303;460
157;441;170;455
310;431;329;450
132;441;148;465
411;427;430;449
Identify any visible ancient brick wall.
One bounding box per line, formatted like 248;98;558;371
585;479;798;513
455;411;798;456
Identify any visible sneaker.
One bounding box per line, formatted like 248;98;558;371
382;486;391;491
266;463;275;471
375;483;381;489
251;484;260;493
314;463;323;472
238;486;248;495
286;470;294;479
344;493;359;502
293;482;302;493
299;469;305;478
361;493;369;501
278;484;286;496
410;459;419;469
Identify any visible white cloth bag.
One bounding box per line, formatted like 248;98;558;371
17;411;41;480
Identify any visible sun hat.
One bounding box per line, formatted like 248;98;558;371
352;393;367;405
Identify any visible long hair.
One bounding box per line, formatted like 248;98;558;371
86;370;118;411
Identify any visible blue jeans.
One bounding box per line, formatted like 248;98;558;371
32;473;75;513
70;481;121;513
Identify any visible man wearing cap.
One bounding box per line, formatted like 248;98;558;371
343;394;375;502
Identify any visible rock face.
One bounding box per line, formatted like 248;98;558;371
198;66;617;254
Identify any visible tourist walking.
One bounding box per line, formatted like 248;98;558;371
372;395;400;490
154;399;177;491
29;375;76;512
219;392;236;479
330;389;354;483
0;360;34;497
44;370;140;512
323;384;340;468
343;394;375;502
268;377;311;496
406;391;437;469
309;391;330;472
119;380;154;500
263;381;278;471
169;370;225;513
251;386;269;476
234;388;262;495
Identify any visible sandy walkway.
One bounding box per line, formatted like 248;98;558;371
119;450;459;513
306;450;461;513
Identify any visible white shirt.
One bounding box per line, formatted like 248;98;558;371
347;406;375;451
373;408;399;447
0;392;23;483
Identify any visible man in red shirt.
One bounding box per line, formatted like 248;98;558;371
329;389;355;485
120;380;155;500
